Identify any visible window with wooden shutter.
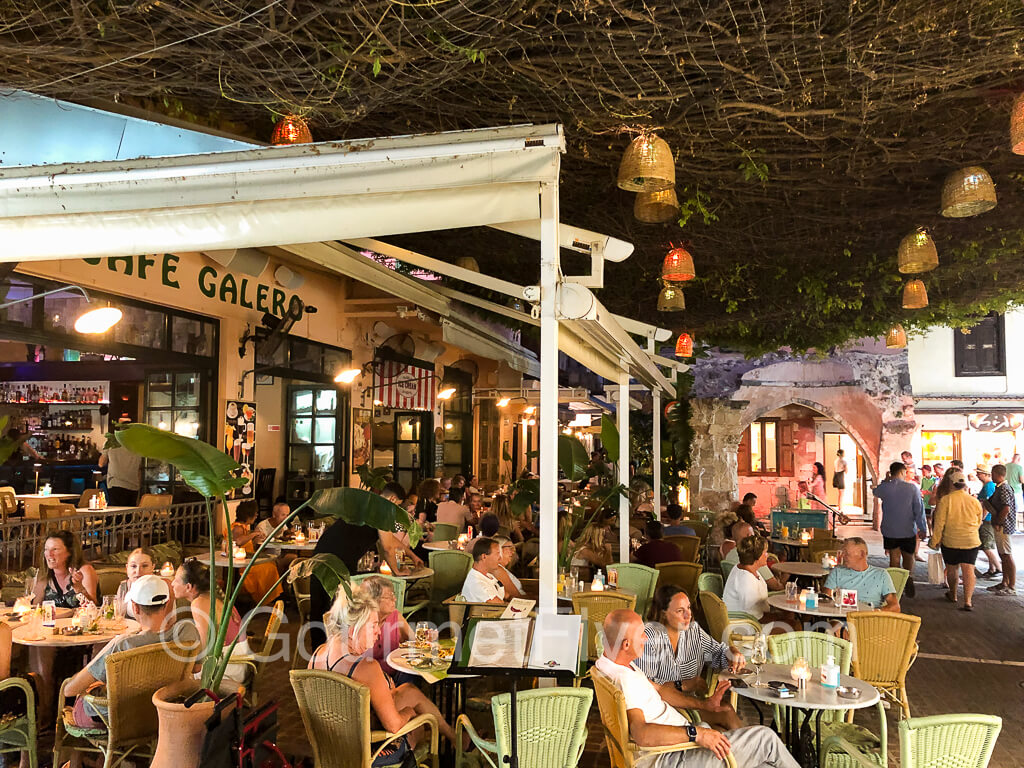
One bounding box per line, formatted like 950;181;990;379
779;421;794;475
738;426;751;475
954;313;1005;377
740;419;781;476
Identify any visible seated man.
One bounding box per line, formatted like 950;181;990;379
436;486;475;531
597;609;799;768
662;504;696;537
721;522;784;591
634;520;684;568
823;537;899;612
460;537;505;603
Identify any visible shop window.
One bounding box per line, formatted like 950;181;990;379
477;401;500;483
921;431;961;463
286;386;347;502
441;367;473;478
739;419;794;476
954;313;1004;376
143;371;207;495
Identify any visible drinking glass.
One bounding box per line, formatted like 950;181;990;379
750;634;769;688
427;629;440;662
415;621;429;646
785;581;798;605
102;595;116;621
113;596;126;623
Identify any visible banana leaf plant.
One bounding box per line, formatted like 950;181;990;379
110;423;420;692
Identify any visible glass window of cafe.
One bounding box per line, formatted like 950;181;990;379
0;274;218;498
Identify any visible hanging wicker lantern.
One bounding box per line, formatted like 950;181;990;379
940;166;997;217
271;115;312;145
897;228;938;274
657;284;686;311
1011;93;1024;155
902;280;928;309
662;245;696;282
675;332;694;358
885;324;907;349
634;188;679;223
455;256;481;272
617;133;675;193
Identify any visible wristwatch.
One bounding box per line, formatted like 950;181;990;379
685;725;698;741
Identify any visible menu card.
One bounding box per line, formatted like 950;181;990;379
467;619;532;668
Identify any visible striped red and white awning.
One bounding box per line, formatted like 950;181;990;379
374;360;436;411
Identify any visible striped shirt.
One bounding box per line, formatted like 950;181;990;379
636;621;730;685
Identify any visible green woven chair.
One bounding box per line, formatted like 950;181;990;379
0;677;37;768
432;523;459;542
428;549;473;621
607;563;658;617
885;567;910;601
768;632;853;731
721;559;735;583
696;572;723;598
350;573;428;619
822;711;1001;768
456;687;593;768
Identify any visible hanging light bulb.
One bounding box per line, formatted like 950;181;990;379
657;284;685;312
617;133;675;192
74;306;122;334
902;280;928;309
271;115;313;145
885;324;907;348
662;245;696;282
675;332;694;358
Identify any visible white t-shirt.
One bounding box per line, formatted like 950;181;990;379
722;548;774;582
256;519;277;540
461;567;505;603
593;655;691;728
436;501;473;530
723;565;769;619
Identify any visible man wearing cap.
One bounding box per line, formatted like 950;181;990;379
64;574;199;730
974;465;1001;579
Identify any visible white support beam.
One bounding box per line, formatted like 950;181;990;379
649;338;662;520
615;315;674;343
538;182;560;617
618;373;631;561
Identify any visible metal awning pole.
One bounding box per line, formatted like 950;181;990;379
619;372;631;561
538;181;560;617
649;339;662;520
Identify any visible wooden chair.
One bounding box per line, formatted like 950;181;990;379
38;502;76;520
431;522;459;542
78;488;103;509
290;668;439;768
885;567;910;601
606;563;658;618
0;490;16;522
54;642;195;768
655;561;703;602
243;599;285;707
571;591;636;661
456;687;593;768
847;611;921;719
664;535;701;562
699;590;761;646
137;494;172;508
0;677;37;768
590;667;736;768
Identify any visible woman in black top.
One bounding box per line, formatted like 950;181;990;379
413;478;441;525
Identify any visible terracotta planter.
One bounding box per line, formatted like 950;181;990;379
151;680;216;768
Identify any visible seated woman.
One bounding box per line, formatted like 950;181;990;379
490;494;521;543
492;536;524;599
636;585;744;731
572;522;613;575
358;576;417;686
309;585;464;757
114;547;156;620
231;501;283;607
723;535;795;632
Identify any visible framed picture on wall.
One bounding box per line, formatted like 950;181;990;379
352;408;372;470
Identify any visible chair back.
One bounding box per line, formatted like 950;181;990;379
572;591;636;661
886;567;910;601
254;468;277;515
107;642;195;746
696;572;723;598
847;611;921;689
590;667;636;768
720;560;735;582
806;539;842;563
654;561;703;602
429;549;473;603
350;573;408;614
432;522;459;542
664;535;701;562
899;713;1002;768
699;590;729;645
78;489;102;509
290;668;371;768
95;567;126;601
0;490;16;521
606;563;658;617
491;687;593;768
292;574;311;621
768;631;852;725
681;520;711;541
138;494;172;508
39;502;75;520
260;600;286;657
812;527;833;539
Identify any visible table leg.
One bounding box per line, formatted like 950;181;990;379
504;677;518;768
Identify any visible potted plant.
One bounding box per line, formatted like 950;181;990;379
108;423;418;768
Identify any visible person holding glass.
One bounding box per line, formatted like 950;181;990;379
114;547;156;620
358;575;417;685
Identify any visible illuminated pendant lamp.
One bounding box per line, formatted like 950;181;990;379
617;132;675;192
902;280;928;309
74;306;123;334
657;284;685;311
940;166;996;217
634;188;679;223
1011;93;1024;155
675;332;694;358
885;324;907;348
271;115;313;145
662;245;696;282
897;228;938;274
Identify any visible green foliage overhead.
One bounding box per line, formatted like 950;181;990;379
558;434;590;482
601;413;619;460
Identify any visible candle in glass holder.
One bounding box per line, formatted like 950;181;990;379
13;596;32;615
71;614;82;629
800;530;811;543
233;546;246;561
590;577;604;592
380;562;393;575
799;589;808;608
791;657;810;690
457;533;469;547
294;530;306;543
160;561;175;578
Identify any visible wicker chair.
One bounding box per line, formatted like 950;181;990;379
768;632;853;728
456;687;593;768
590;668;736;768
847;611;920;718
0;677;37;768
572;591;636;661
606;564;658;618
53;642;195;768
806;539;842;564
822;712;1001;768
428;549;473;620
664;535;701;562
39;502;76;521
680;520;710;542
696;572;723;598
698;591;761;646
351;573;428;620
0;490;16;522
291;574;312;669
243;599;285;707
655;561;703;602
95;568;126;603
885;568;910;601
431;523;459;542
290;668;439;768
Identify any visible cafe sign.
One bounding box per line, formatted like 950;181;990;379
968;413;1024;432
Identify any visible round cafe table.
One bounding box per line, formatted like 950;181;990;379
774;561;830;588
195;552;274;568
264;540;318;553
12;617;140;648
723;663;879;767
423;541;460;551
766;593;874;620
382;566;433;581
770;537;810;561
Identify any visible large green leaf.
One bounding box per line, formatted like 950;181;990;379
510;478;539;518
288;552;351;603
601;414;620;462
558;434;589;482
0;416;26;466
307;486;421;546
113;423;246;498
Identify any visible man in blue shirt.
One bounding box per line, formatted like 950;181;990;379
823;537;900;611
975;465;1001;579
871;461;926;596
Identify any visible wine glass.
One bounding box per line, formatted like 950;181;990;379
750;633;769;688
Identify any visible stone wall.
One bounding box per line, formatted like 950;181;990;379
689;398;746;512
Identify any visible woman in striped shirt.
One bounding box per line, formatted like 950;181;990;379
636;585;745;731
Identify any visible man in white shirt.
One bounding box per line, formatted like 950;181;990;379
257;501;291;540
436;486;476;531
722;536;770;619
595;609;798;768
460;537;506;603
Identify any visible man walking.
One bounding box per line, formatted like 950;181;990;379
986;464;1017;596
1005;454;1023;519
871;461;927;597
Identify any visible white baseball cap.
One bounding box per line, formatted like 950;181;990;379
126;574;170;606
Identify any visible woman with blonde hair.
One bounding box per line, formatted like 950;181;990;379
572;521;613;570
309;585;463;755
115;547;157;620
490;494;520;541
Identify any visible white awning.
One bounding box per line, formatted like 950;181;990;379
442;316;540;378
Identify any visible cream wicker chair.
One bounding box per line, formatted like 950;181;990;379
243;599;285;707
290;668;439;768
53;642;195;768
572;591;636;661
291;574;312;669
847;611;920;719
591;668;736;768
95;568;126;603
664;535;701;563
655;561;703;602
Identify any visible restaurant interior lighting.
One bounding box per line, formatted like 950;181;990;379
334;368;361;384
496;397;511;408
74;306;123;334
523;405;536;415
437;386;457;400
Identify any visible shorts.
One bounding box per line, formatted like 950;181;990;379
883;536;917;554
832;472;845;490
994;528;1014;556
979;522;996;550
940;545;979;566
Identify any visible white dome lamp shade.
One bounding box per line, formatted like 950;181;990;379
74;305;123;334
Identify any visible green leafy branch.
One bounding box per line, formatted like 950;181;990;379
678;187;719;229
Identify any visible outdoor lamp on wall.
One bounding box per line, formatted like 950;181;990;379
496;397;511;408
437;384;457;400
334;368;361;384
0;284;123;335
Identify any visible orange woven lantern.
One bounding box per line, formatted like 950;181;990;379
1011;93;1024;155
902;280;928;309
675;332;694;358
662;246;696;282
885;324;907;349
271;115;312;145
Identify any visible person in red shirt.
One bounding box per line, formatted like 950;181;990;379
633;520;683;568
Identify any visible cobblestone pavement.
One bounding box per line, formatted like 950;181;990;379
260;524;1024;767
